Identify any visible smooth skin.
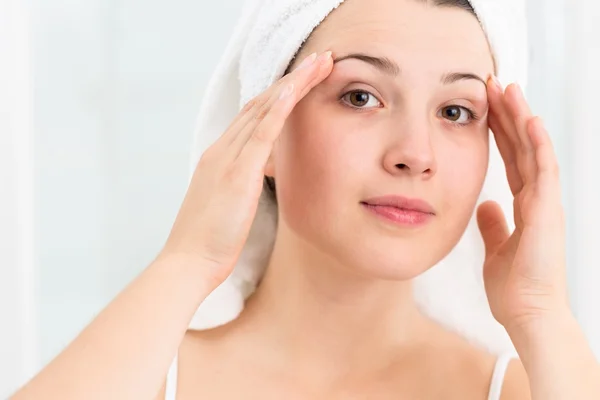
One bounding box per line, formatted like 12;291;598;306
482;78;600;400
10;51;336;400
12;49;600;400
12;4;600;400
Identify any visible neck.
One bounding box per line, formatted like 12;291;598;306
234;221;433;376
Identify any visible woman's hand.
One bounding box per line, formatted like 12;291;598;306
478;77;600;399
477;78;568;331
158;51;334;290
10;50;336;400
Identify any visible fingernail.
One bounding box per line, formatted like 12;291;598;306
492;75;502;90
279;83;295;100
514;83;524;100
318;51;332;64
297;52;317;70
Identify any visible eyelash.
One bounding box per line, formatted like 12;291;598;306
339;90;480;127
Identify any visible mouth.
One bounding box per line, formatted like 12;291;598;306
360;195;435;227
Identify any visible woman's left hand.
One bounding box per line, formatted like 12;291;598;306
478;77;600;400
476;77;569;333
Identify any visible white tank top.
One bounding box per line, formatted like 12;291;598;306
165;351;515;400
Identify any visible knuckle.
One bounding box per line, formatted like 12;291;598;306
196;150;214;169
198;142;224;166
223;164;250;192
276;73;292;87
241;100;254;113
546;160;560;178
251;126;270;143
225;159;261;190
243;94;269;114
254;105;270;121
242;97;260;113
222;165;239;185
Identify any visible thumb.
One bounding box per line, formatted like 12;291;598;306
476;200;510;257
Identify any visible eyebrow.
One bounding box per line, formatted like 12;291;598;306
333;53;487;87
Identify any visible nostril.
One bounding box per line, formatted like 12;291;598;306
396;164;408;169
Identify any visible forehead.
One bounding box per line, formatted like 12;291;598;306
303;0;495;75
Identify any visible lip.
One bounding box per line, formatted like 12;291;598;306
360;195;435;227
361;195;435;214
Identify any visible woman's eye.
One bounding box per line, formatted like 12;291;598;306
440;106;473;125
341;90;382;109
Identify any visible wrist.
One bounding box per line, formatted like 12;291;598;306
151;252;224;295
506;308;578;366
505;306;574;342
506;308;600;399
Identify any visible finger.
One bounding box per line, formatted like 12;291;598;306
233;51;332;152
235;51;334;173
477;200;510;257
206;52;316;156
192;53;320;182
232;51;333;160
487;77;520;152
233;81;297;176
528;117;561;199
504;84;537;184
223;95;270;145
223;52;320;149
487;78;532;189
488;112;523;195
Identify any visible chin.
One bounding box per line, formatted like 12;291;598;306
337;243;442;281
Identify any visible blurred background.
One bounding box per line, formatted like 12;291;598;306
1;0;599;397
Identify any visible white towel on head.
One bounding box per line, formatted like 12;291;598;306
188;0;529;356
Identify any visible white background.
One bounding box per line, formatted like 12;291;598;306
1;0;599;397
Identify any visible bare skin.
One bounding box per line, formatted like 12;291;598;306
156;313;528;399
12;0;599;399
157;1;532;398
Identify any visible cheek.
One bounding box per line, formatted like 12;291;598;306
274;103;369;232
438;132;489;214
423;132;489;262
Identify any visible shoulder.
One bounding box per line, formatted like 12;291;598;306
413;324;503;399
499;358;531;400
450;348;531;400
416;322;529;400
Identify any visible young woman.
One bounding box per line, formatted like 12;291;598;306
12;0;600;399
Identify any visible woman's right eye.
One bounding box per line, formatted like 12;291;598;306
340;90;382;110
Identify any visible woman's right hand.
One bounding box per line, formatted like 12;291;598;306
10;50;334;400
158;50;334;289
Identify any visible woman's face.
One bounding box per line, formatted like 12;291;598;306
266;0;495;279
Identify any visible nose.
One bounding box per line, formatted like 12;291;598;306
382;121;437;178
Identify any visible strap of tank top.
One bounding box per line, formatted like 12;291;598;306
165;352;178;400
164;350;514;400
487;352;515;400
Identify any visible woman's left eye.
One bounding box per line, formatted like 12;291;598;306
440;106;474;125
341;90;382;109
